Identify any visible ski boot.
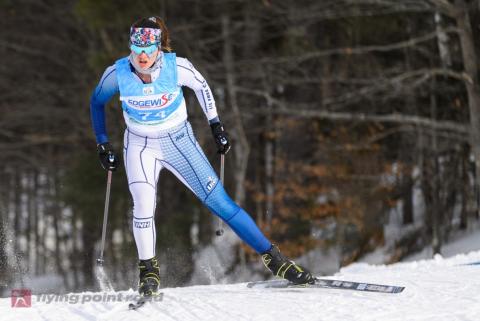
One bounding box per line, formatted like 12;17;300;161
261;245;315;285
138;257;160;296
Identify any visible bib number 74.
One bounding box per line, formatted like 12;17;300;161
139;110;166;121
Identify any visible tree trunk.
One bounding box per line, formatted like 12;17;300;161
460;143;469;229
0;188;8;289
264;86;276;231
26;170;36;275
13;167;25;286
32;170;40;275
51;172;68;289
13;168;22;259
71;211;80;290
222;14;250;206
222;13;249;276
81;229;96;290
402;21;415;226
455;0;480;218
402;172;414;225
430;77;442;255
434;12;452;68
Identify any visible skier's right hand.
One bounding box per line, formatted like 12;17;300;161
97;142;119;171
210;121;231;155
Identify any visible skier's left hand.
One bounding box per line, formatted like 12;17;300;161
210;122;231;154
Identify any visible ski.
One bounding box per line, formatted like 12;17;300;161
128;296;151;310
247;278;405;294
128;293;164;310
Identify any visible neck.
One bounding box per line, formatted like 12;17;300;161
135;71;152;83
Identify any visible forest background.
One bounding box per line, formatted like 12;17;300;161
1;0;480;294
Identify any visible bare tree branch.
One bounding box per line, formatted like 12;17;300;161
269;108;468;136
233;27;460;68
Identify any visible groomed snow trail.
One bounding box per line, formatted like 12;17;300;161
1;251;480;321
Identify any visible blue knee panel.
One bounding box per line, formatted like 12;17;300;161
205;184;271;254
225;208;272;253
204;183;240;220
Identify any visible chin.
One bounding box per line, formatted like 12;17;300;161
140;62;154;69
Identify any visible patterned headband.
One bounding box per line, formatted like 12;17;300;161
130;27;161;47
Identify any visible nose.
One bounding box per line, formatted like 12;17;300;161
138;52;149;59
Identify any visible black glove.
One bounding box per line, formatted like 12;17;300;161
210;122;231;154
97;142;119;171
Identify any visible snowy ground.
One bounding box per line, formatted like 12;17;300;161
1;250;480;321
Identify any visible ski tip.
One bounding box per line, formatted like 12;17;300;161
128;293;164;310
393;286;405;293
128;299;148;310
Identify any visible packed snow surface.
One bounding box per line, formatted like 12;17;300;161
2;251;480;321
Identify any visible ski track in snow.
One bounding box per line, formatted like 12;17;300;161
2;252;480;321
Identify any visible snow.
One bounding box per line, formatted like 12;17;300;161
404;228;480;262
2;250;480;321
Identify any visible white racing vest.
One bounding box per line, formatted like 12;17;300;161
115;53;186;133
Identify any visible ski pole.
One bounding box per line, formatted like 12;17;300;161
215;154;225;236
97;170;112;266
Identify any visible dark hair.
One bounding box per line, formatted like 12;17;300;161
131;16;172;52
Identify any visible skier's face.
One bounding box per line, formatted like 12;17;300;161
131;47;159;70
129;26;161;70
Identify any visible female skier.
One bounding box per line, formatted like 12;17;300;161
90;16;314;296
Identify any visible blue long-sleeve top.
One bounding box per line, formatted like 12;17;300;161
90;65;118;144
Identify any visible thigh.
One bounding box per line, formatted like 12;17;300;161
159;123;219;202
124;129;162;189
